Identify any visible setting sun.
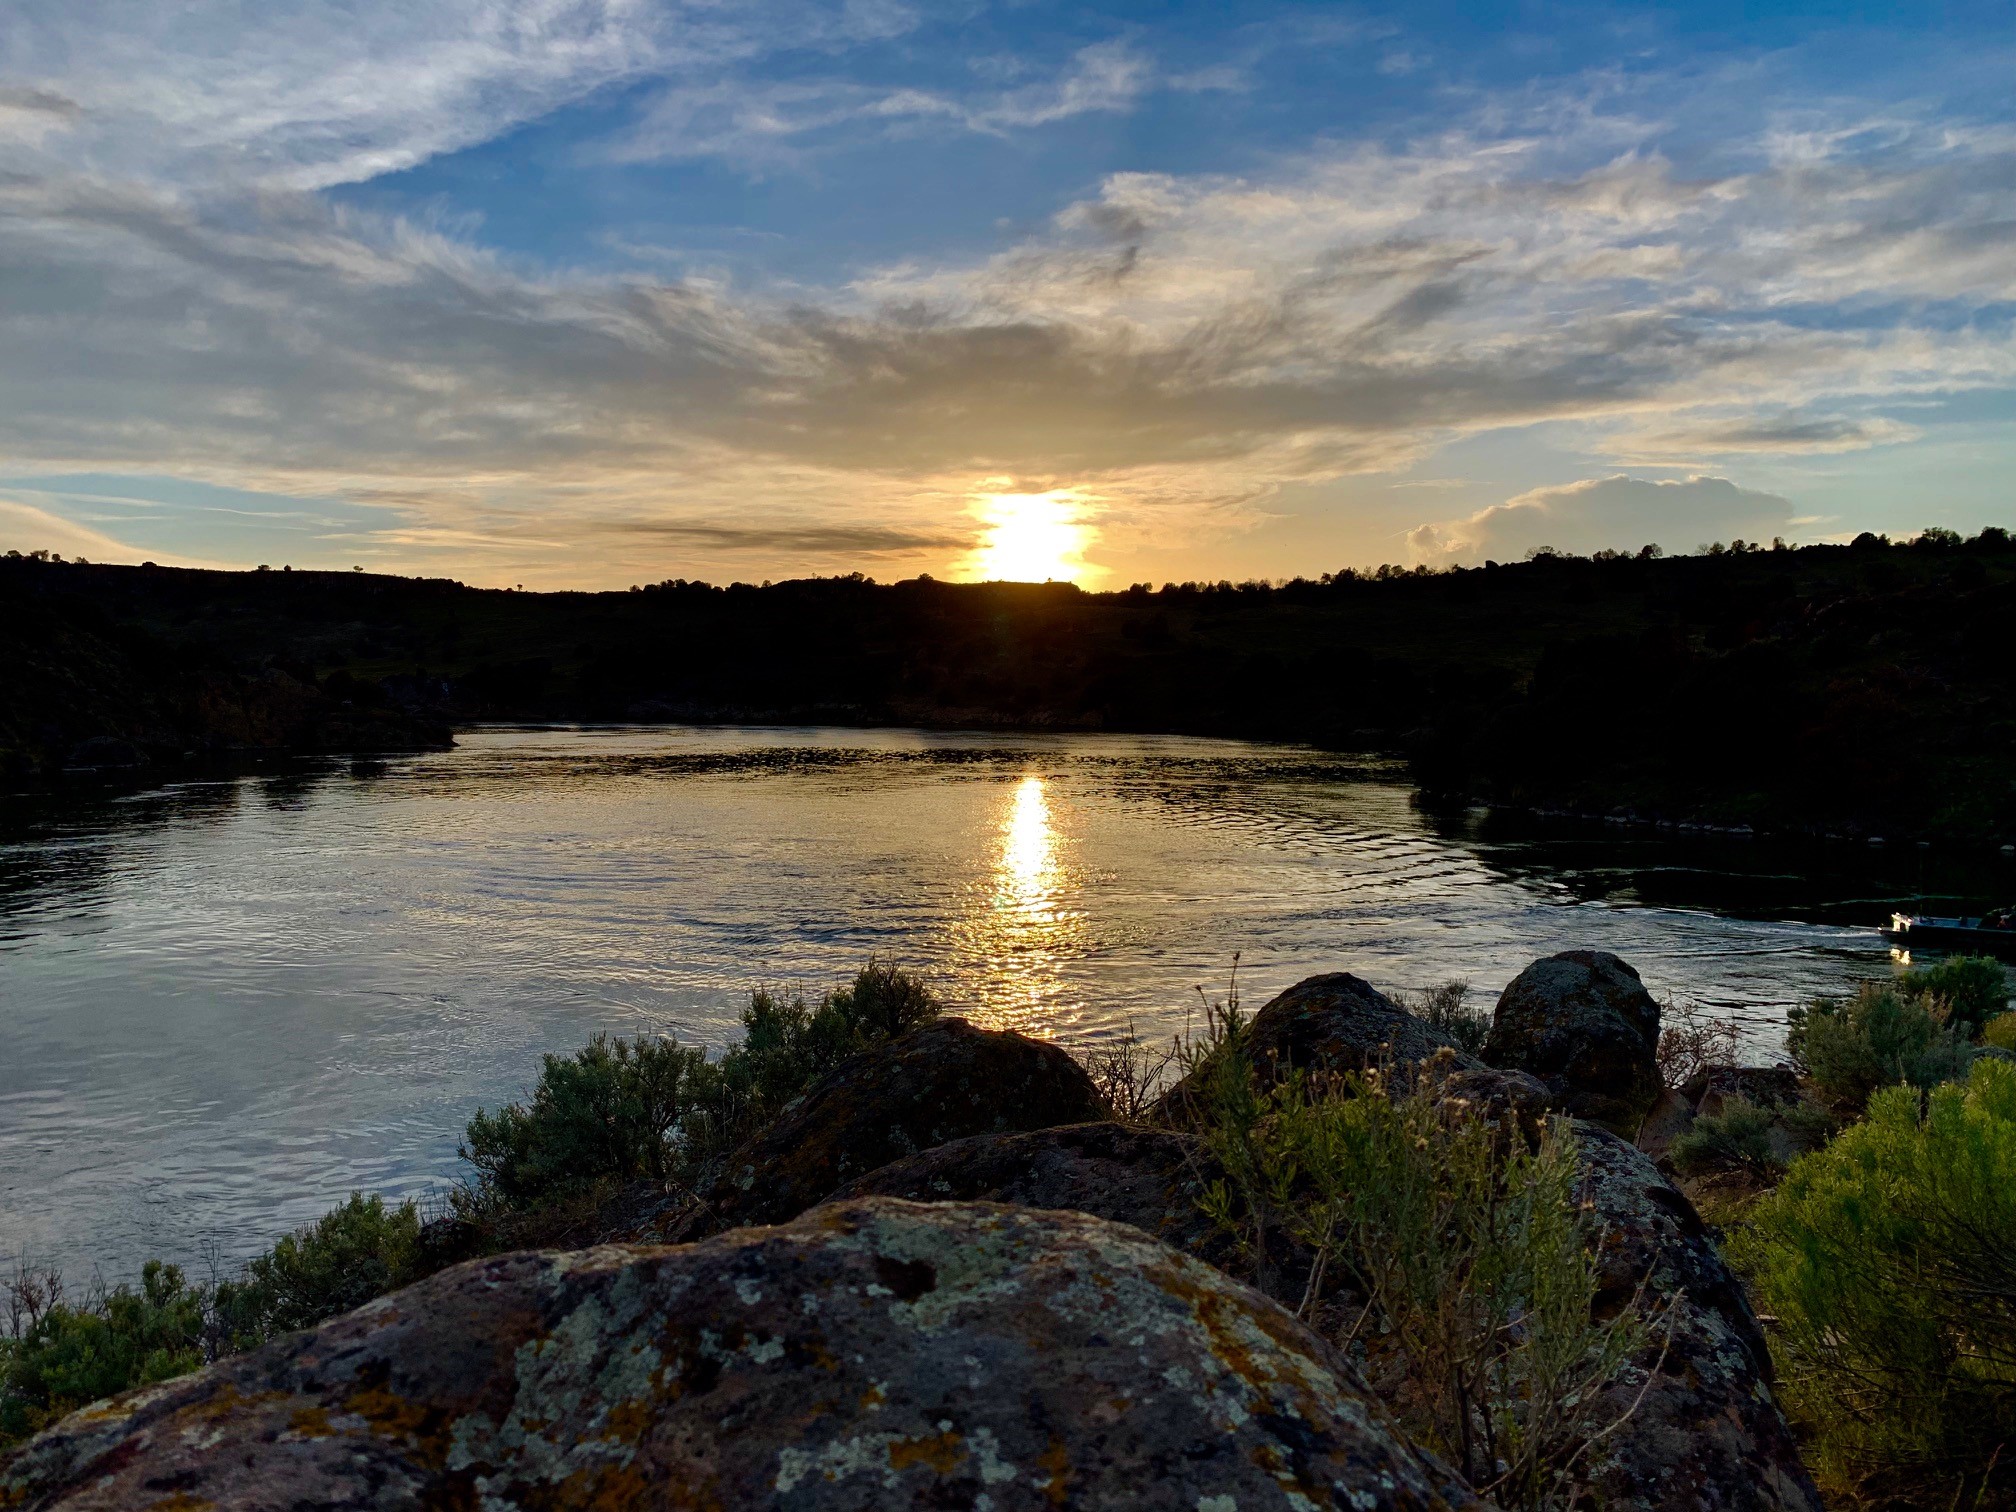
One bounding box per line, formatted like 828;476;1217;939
964;490;1095;585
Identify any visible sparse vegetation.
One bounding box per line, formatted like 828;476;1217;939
1399;979;1490;1055
1731;1057;2016;1510
1656;1001;1743;1090
1178;994;1665;1511
1077;1021;1176;1122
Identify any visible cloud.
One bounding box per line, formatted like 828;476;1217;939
0;496;207;564
1612;414;1924;459
608;40;1153;167
1406;475;1795;563
0;0;920;190
0;41;2010;583
595;521;972;555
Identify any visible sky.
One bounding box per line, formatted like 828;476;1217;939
0;1;2010;588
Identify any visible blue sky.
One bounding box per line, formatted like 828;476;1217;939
0;0;2009;586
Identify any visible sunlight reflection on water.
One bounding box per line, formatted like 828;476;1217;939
2;723;2004;1281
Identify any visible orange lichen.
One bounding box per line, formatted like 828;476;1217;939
886;1427;965;1477
1037;1437;1074;1505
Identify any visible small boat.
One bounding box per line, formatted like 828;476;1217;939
1886;912;2016;957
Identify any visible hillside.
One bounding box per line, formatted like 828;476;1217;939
4;530;2012;842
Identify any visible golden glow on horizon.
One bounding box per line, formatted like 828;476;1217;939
965;490;1095;584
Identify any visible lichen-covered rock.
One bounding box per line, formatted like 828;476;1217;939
1570;1125;1822;1512
829;1120;1226;1264
4;1200;1486;1512
1158;973;1479;1121
1482;951;1662;1132
676;1018;1108;1239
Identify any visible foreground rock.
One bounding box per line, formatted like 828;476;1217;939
1571;1126;1822;1512
674;1018;1108;1239
1482;951;1663;1131
5;1200;1484;1512
1158;973;1480;1120
830;1120;1226;1263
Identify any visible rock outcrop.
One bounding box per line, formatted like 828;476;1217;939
1158;973;1479;1121
1571;1126;1823;1512
830;1120;1226;1264
4;1199;1485;1512
675;1018;1108;1239
1482;950;1663;1131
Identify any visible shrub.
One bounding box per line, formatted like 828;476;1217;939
460;1033;706;1208
1076;1022;1175;1122
1899;955;2011;1034
1787;982;1974;1111
0;1262;207;1444
1669;1097;1781;1179
1399;979;1489;1056
1731;1058;2016;1509
459;962;939;1212
1195;1056;1663;1511
1656;1002;1741;1090
216;1193;425;1345
1984;1011;2016;1052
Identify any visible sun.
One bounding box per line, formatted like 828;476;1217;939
964;490;1096;585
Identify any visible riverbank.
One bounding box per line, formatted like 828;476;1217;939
6;530;2012;842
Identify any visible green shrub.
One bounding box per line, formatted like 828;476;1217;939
459;962;938;1213
1;1262;207;1444
1787;982;1974;1111
1983;1011;2016;1052
1399;979;1490;1055
216;1193;426;1345
460;1033;706;1208
1669;1097;1781;1178
1900;955;2011;1034
1195;1056;1661;1511
1730;1057;2016;1509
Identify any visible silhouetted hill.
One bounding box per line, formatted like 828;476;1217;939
4;531;2012;841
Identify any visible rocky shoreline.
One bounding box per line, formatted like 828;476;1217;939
3;951;1831;1511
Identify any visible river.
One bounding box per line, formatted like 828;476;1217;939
2;724;2006;1281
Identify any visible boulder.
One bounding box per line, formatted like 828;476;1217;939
1570;1126;1823;1512
4;1200;1485;1512
829;1120;1226;1264
676;1018;1108;1238
1482;951;1663;1132
1158;973;1480;1121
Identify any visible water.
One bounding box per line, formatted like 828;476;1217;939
2;724;2007;1283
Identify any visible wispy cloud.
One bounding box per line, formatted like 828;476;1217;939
608;40;1154;167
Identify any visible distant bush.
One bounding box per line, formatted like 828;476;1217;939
1787;982;1974;1111
1398;979;1490;1056
1899;955;2011;1034
1;1262;207;1444
1669;1098;1781;1179
1731;1058;2016;1509
459;961;939;1215
1983;1011;2016;1053
1193;1048;1663;1511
